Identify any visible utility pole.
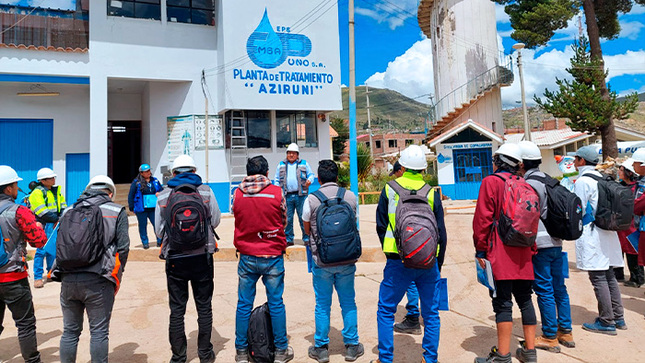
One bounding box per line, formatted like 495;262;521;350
204;97;209;183
513;42;531;141
348;0;359;218
365;85;373;161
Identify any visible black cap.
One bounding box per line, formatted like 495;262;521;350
389;161;402;176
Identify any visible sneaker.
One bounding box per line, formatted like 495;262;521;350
308;345;329;363
143;244;150;250
534;335;560;353
394;315;421;335
344;343;364;362
556;330;575;348
474;346;512;363
286;241;295;247
34;279;44;288
235;349;249;363
582;318;617;336
274;346;294;363
624;281;641;288
516;347;537;363
615;319;628;330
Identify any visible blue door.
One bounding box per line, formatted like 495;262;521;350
452;148;493;199
0;119;53;194
66;153;90;205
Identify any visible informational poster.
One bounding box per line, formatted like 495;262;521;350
167;115;195;162
194;115;224;150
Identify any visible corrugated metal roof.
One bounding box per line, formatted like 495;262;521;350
505;127;589;147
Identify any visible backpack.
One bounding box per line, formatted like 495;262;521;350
387;181;439;269
312;188;362;265
247;302;275;363
526;173;583;240
492;173;540;247
585;174;634;231
164;184;211;251
0;202;15;267
56;200;106;269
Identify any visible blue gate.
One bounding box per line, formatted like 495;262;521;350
66;153;90;205
452;148;493;200
0;119;53;194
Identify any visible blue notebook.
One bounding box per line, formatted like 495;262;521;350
143;194;158;209
43;224;58;257
627;230;640;253
476;259;496;298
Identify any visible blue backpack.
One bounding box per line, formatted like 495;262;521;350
312;188;362;264
0;201;16;267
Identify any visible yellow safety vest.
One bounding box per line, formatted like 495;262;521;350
383;172;436;254
29;185;67;219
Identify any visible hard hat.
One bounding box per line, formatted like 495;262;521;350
632;148;645;163
86;175;116;196
139;164;151;172
494;143;523;167
621;158;638;175
286;143;300;153
0;165;22;186
518;141;542;161
172;154;197;173
36;167;57;180
399;145;428;170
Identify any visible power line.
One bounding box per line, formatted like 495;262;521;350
0;0;47;36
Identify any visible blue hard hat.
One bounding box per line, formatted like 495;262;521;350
139;164;151;172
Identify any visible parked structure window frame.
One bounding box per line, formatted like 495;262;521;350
167;0;215;25
108;0;161;21
388;139;397;148
375;140;382;149
246;110;271;149
276;111;318;148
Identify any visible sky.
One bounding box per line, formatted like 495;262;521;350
0;0;76;11
337;0;645;108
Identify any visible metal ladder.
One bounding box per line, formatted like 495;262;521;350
229;110;248;210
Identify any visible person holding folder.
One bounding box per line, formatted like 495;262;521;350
128;163;163;249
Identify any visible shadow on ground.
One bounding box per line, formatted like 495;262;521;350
0;329;61;362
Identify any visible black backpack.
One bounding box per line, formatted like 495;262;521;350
56;200;106;269
312;188;362;265
585;174;634;231
388;181;439;269
247;303;275;363
526;174;583;240
164;184;211;251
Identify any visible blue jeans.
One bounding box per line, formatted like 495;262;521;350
135;209;159;246
533;247;572;337
285;193;308;243
311;264;359;347
404;282;420;318
33;223;55;280
235;255;288;350
377;259;440;363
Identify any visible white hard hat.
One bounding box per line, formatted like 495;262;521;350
621;158;638;175
0;165;23;187
399;145;428;170
286;143;300;153
36;167;57;180
86;175;116;197
632;148;645;163
518;141;542;161
172;154;197;173
494;143;523;167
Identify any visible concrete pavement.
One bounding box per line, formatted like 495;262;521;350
4;206;645;362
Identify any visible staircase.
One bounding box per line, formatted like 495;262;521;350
228;110;248;210
114;184;133;215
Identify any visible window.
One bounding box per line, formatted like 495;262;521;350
108;0;161;20
246;111;271;149
365;142;370;148
388;139;397;148
276;111;318;148
167;0;215;25
375;140;382;149
406;139;414;146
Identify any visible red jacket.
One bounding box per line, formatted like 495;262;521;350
473;172;536;280
233;177;286;256
634;184;645;265
618;182;638;255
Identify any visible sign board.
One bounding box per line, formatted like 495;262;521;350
194;115;224;150
167;115;225;163
219;0;342;111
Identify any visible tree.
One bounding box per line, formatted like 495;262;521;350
330;117;349;161
494;0;645;158
535;37;638;144
357;143;373;181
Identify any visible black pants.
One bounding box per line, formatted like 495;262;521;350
626;254;645;285
491;279;537;325
0;278;41;363
166;254;215;363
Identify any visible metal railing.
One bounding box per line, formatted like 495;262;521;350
427;57;514;129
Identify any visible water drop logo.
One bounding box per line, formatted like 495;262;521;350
246;9;312;69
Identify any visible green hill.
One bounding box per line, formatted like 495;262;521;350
330;87;429;133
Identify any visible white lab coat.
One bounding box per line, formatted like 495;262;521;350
573;166;624;271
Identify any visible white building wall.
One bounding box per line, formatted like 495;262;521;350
108;94;142;121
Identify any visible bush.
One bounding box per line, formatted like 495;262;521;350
337;161;350;188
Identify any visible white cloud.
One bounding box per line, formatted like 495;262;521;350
495;3;510;24
618;20;645;40
631;4;645;15
355;0;418;30
364;39;434;102
618;85;645;97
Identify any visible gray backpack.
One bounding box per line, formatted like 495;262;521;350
387;181;439;269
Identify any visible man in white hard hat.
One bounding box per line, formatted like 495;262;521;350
52;175;129;363
274;143;315;246
374;145;447;363
0;165;47;363
156;154;220;363
29;167;66;288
